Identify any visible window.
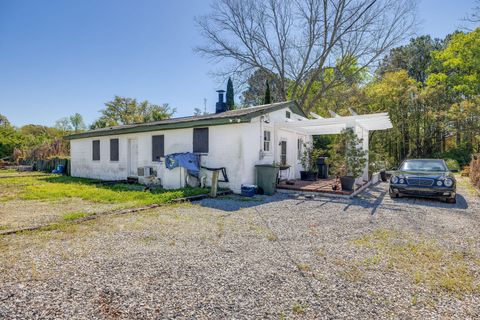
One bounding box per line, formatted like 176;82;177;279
263;130;271;152
193;128;209;153
286;111;291;118
152;135;165;161
110;139;119;161
92;140;100;161
297;138;303;160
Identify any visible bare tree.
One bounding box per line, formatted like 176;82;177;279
196;0;417;113
461;0;480;30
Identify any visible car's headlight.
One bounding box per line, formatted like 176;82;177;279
391;176;399;184
436;180;444;186
444;179;454;187
399;178;405;184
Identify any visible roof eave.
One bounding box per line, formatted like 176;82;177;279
66;117;251;140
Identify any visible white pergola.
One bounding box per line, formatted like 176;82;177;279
275;112;393;181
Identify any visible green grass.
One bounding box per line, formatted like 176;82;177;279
353;229;479;295
292;301;306;314
0;169;18;174
62;211;93;221
0;175;209;206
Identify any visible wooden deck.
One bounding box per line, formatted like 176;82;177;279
277;178;354;195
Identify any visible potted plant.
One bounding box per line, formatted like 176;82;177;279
328;128;367;191
300;143;323;181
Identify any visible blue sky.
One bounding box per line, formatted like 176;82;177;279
0;0;475;127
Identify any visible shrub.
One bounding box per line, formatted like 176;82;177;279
469;154;480;189
445;159;460;171
438;143;472;167
300;142;324;172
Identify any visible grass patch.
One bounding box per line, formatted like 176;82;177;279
297;263;311;272
62;211;93;221
292;301;306;314
0;169;18;174
456;176;480;197
0;175;209;206
353;229;479;295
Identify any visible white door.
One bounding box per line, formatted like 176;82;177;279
128;138;138;176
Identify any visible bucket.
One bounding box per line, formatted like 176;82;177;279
241;184;257;197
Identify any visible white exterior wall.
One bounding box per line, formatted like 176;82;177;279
70;106;308;193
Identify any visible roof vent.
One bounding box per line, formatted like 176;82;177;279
215;90;227;113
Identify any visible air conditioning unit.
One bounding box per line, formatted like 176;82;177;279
137;166;153;177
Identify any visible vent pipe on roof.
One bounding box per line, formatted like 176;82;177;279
215;90;227;113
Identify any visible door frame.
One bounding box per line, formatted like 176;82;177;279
127;138;138;177
279;139;287;166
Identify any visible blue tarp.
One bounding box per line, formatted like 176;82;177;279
165;152;200;177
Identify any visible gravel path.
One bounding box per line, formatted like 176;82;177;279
0;178;479;319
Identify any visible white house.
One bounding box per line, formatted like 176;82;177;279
67;93;392;193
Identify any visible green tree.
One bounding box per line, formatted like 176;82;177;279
427;28;480;151
377;35;444;84
0;114;11;128
427;28;480;98
364;71;420;163
241;69;283;106
91;96;176;129
226;77;235;110
69;113;86;132
264;80;271;104
54;117;73;132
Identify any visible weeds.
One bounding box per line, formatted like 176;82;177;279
297;263;311;272
292;301;306;314
62;211;93;221
353;228;479;295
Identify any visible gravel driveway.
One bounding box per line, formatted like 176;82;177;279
1;178;479;319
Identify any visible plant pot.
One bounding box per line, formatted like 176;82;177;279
380;170;387;182
300;171;317;181
340;176;355;191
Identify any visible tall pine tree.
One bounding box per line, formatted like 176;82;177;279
226;77;235;110
264;80;272;104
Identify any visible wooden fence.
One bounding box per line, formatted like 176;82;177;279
34;158;71;176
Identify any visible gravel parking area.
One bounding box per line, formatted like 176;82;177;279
0;178;479;319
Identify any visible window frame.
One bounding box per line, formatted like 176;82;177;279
193;128;209;154
110;138;119;162
152;135;165;162
92;140;100;161
297;138;303;160
263;130;271;152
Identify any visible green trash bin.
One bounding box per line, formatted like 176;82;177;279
255;164;280;195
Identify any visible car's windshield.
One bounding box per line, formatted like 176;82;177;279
400;160;447;172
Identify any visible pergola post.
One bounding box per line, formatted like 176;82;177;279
354;125;369;181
